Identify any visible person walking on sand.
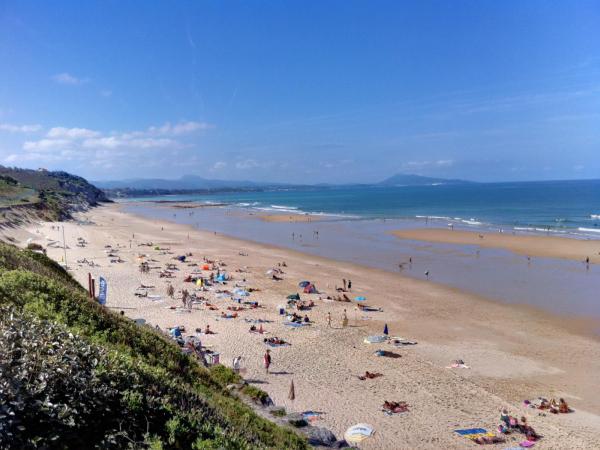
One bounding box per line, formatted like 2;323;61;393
343;279;347;290
348;279;352;290
342;309;348;328
327;312;332;328
263;349;272;374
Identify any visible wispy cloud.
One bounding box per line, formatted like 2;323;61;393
19;120;213;168
212;161;227;170
0;123;42;133
52;72;89;85
402;159;454;170
47;127;100;139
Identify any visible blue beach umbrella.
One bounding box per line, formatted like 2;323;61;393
383;323;389;335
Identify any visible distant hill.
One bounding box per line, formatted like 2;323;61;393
378;173;472;186
0;166;108;220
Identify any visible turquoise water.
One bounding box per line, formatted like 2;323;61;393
123;179;600;236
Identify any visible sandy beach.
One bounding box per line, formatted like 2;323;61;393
392;228;600;264
8;203;600;449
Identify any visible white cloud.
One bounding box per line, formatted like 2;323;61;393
147;121;214;136
0;123;42;133
235;159;260;170
52;72;88;85
212;161;227;170
47;127;100;139
403;159;454;169
23;138;72;151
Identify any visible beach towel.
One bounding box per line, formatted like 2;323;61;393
302;411;322;423
454;428;494;440
519;441;535;448
284;321;308;327
364;335;387;344
266;342;290;347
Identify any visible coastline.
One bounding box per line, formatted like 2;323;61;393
392;228;600;264
8;203;600;449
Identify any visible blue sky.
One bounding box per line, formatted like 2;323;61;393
0;1;599;183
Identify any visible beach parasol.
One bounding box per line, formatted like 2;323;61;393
344;423;374;444
355;296;367;302
288;380;295;401
298;281;310;287
383;323;389;335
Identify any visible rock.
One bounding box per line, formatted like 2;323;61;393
306;427;337;446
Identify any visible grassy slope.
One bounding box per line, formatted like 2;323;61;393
0;243;308;449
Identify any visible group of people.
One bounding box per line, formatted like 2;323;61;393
498;409;541;442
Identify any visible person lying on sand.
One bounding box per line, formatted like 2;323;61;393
221;312;238;319
272;274;283;281
264;337;288;345
204;325;214;334
358;371;383;380
382;401;409;413
473;435;505;445
518;417;540;441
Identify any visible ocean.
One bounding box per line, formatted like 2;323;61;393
123;179;600;237
123;178;600;323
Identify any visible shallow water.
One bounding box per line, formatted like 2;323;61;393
125;203;600;323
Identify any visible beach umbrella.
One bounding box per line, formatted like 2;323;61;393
288;380;295;401
383;323;389;335
344;423;374;444
298;281;310;287
355;296;367;302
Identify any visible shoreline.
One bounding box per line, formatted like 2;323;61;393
392;228;600;264
8;203;600;449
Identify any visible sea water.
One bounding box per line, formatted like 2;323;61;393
122;179;600;237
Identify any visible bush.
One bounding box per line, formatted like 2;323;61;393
0;243;309;449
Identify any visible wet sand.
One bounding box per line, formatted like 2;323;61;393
259;213;329;223
392;228;600;264
8;203;600;449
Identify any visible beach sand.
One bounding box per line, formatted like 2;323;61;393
392;228;600;264
8;204;600;449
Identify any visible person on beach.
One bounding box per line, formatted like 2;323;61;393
425;270;430;280
342;309;348;327
343;279;347;290
348;279;352;290
327;311;332;328
263;349;272;374
167;284;174;298
233;356;242;374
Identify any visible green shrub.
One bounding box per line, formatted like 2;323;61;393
0;243;309;449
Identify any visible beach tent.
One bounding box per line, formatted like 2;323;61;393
355;296;367;302
363;335;387;344
344;424;374;444
287;293;300;300
298;281;310;288
176;255;186;262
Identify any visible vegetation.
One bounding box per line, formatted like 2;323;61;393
0;242;308;449
0;166;109;220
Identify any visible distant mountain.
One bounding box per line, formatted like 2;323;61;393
377;173;472;186
93;175;266;190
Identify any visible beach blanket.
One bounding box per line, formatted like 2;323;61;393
454;428;495;440
364;335;387;344
283;321;309;327
302;411;323;423
519;441;536;448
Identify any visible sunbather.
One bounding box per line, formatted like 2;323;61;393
358;371;382;380
382;401;409;413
